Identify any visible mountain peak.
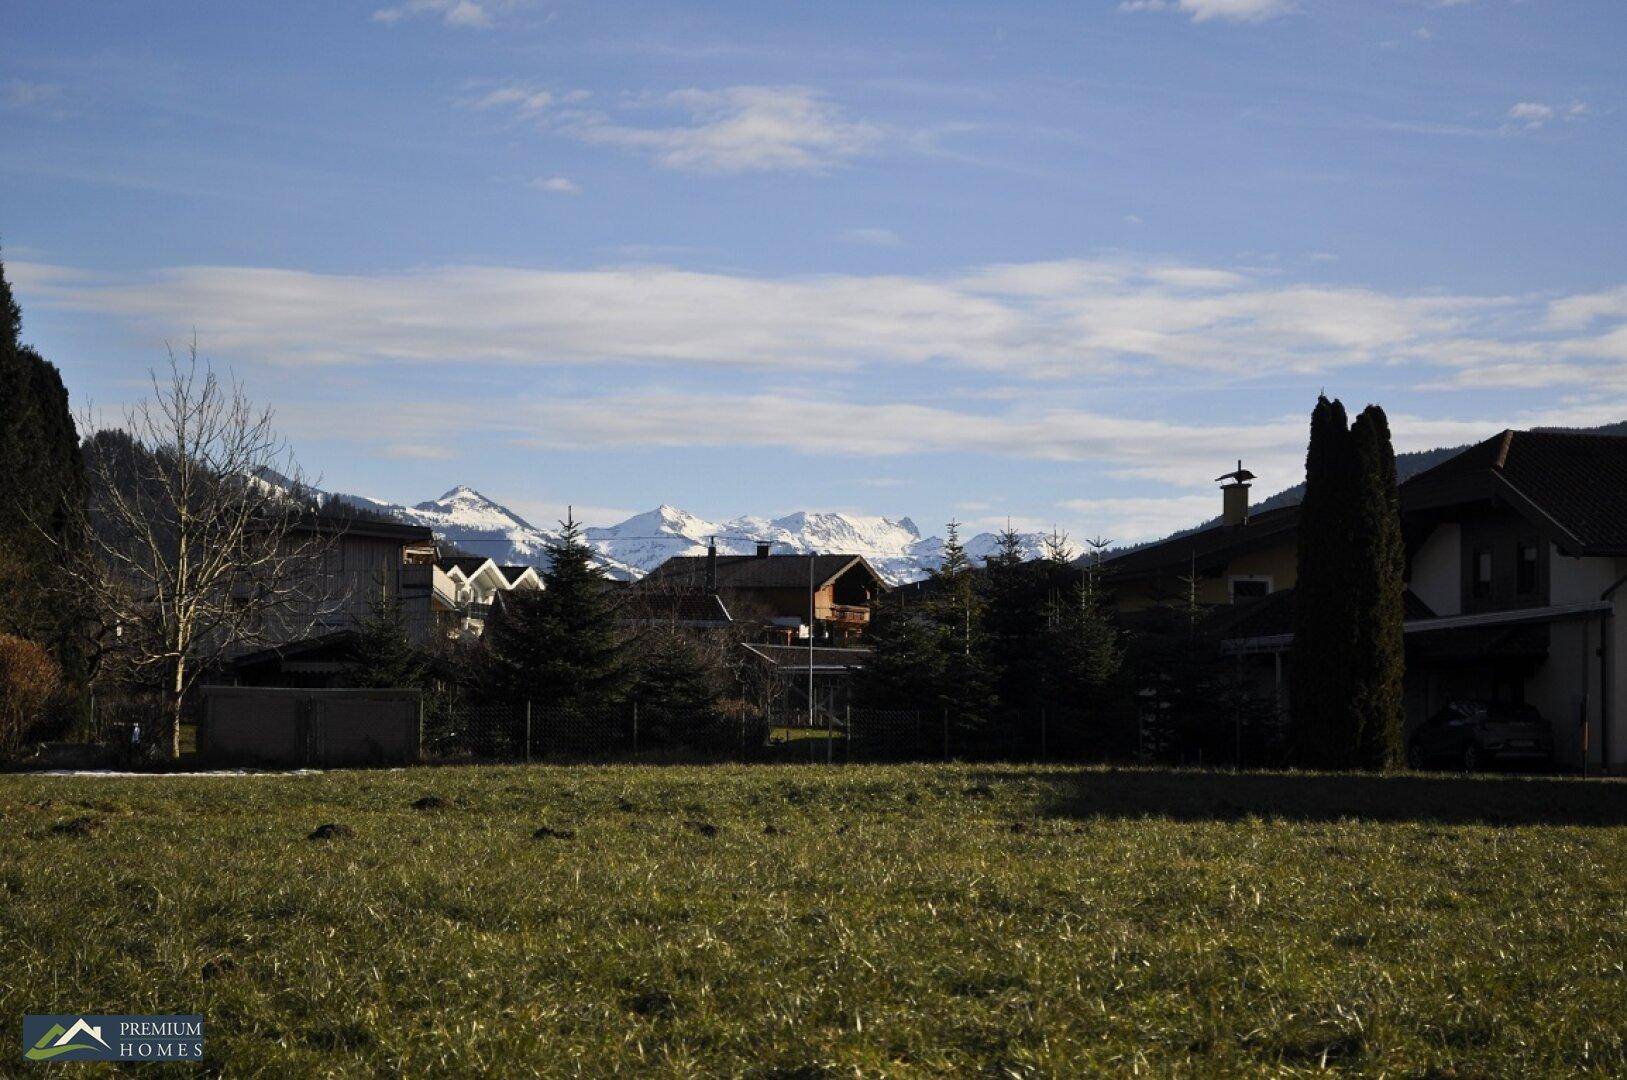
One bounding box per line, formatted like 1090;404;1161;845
434;485;490;504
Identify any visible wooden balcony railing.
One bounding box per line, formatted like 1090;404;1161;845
826;604;869;624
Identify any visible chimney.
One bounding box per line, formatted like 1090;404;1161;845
1216;459;1254;528
706;538;718;593
755;541;772;559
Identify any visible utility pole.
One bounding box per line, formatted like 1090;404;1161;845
808;549;816;735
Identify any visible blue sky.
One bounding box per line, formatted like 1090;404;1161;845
4;0;1625;542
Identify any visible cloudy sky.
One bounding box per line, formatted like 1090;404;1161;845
3;1;1625;542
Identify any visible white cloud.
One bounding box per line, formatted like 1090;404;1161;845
1120;0;1296;23
20;256;1627;391
841;228;902;247
565;86;883;174
465;85;555;116
373;0;515;28
530;176;581;195
1506;101;1555;130
1058;495;1224;544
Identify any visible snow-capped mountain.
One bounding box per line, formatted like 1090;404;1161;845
332;487;1047;584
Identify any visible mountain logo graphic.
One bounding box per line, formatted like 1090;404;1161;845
25;1017;110;1061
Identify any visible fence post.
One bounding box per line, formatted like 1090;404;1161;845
1040;706;1047;762
942;708;949;762
525;699;533;765
844;703;850;764
632;700;639;757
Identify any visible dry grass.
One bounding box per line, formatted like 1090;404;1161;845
2;763;1624;1076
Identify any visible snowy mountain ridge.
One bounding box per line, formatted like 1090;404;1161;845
334;487;1047;585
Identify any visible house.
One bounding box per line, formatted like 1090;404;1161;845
218;515;441;686
1105;432;1627;771
433;556;544;638
1395;430;1627;770
640;542;889;644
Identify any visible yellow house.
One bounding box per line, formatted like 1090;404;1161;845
1099;466;1298;612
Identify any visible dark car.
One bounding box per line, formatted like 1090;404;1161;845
1406;700;1554;771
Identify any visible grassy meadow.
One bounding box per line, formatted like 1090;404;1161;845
2;763;1625;1076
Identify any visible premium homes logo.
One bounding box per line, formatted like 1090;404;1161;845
23;1015;203;1062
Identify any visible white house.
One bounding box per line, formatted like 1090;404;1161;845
434;556;543;638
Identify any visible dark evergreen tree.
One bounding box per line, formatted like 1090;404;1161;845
1289;396;1362;768
1044;550;1125;751
628;627;724;748
853;593;947;710
344;581;428;689
1350;405;1406;769
0;254;87;671
927;521;997;752
980;525;1047;751
480;510;624;710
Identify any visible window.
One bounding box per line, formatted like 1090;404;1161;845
1229;577;1270;601
1516;541;1538;596
1472;549;1493;599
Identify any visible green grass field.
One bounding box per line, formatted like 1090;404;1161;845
3;764;1625;1076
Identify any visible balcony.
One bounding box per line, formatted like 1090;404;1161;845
826;604;869;625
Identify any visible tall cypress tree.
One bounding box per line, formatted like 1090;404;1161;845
1289;396;1362;768
0;254;86;665
1350;405;1406;769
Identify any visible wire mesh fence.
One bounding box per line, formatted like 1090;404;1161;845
423;699;769;763
50;688;1274;770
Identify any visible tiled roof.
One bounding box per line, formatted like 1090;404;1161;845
645;553;886;591
1403;430;1627;554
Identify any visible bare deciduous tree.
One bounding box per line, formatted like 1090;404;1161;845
58;346;343;757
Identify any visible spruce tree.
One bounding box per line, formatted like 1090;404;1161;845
345;581;428;689
1043;553;1125;759
1289;396;1362;768
854;594;946;711
981;525;1045;749
928;521;997;751
629;627;723;747
0;255;87;667
1350;405;1406;769
482;511;624;710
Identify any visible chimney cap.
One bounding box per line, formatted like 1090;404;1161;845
755;541;772;558
1215;459;1256;485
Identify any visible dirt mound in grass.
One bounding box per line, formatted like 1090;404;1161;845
307;822;354;840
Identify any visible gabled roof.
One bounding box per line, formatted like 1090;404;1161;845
439;556;495;578
644;553;889;592
1402;429;1627;555
499;565;542;588
1099;505;1299;582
